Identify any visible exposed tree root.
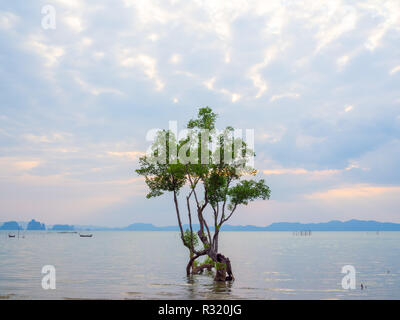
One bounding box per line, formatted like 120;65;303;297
192;264;213;274
214;253;235;282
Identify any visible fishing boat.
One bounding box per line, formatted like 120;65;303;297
79;233;93;238
8;234;16;238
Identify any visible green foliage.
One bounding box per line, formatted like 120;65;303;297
136;106;271;232
227;179;271;207
187;107;217;130
135;131;186;198
183;229;199;248
215;262;226;270
202;256;215;267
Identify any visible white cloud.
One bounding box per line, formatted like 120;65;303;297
120;53;164;90
0;11;19;30
365;25;388;51
148;33;159;42
53;0;82;9
265;7;287;35
93;51;105;59
231;93;241;102
306;184;400;200
220;88;241;102
270;92;300;102
26;35;64;67
169;54;181;64
224;52;231;63
191;0;250;41
64;16;84;33
361;0;400;51
23;132;71;144
204;77;241;102
2;0;400;225
123;0;175;25
0;157;41;174
258;126;286;143
344;105;353;112
107;151;144;161
248;46;280;98
203;77;216;90
390;65;400;75
263;168;340;176
314;6;357;52
74;75;123;96
337;55;350;69
262;159;361;177
81;37;93;46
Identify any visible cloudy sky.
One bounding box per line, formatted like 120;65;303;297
0;0;399;227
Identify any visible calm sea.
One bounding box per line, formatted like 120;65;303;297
0;231;399;299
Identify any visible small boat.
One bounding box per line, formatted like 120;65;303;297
79;234;93;238
8;234;16;238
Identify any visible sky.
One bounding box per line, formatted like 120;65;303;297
0;0;399;227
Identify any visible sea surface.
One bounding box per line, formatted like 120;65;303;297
0;231;399;300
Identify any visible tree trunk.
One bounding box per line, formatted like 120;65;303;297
214;253;234;281
186;252;208;276
186;257;193;276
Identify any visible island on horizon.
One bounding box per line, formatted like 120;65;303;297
1;219;400;231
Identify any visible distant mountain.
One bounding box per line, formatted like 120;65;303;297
2;219;400;232
118;220;400;231
0;221;21;230
124;223;160;231
50;224;74;231
263;219;400;231
27;219;46;230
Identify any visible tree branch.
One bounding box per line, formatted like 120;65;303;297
222;203;237;224
186;192;195;252
173;190;185;245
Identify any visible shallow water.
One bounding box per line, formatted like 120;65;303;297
0;231;399;299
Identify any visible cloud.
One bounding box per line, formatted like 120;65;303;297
1;0;400;225
203;77;241;102
64;16;84;33
107;151;145;161
306;184;400;200
344;105;353;112
169;54;181;64
390;65;400;75
0;11;19;30
248;46;279;98
257;126;286;143
23;132;71;144
74;75;123;96
263;168;340;176
25;35;64;67
270;93;300;102
361;0;400;51
123;0;175;25
0;157;41;173
314;4;357;52
53;0;82;9
203;77;216;90
120;52;164;90
337;55;350;70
